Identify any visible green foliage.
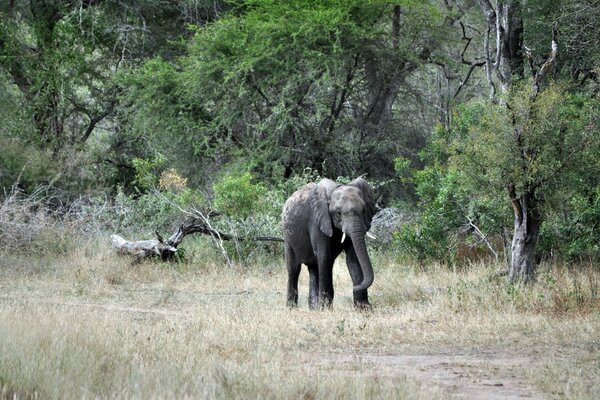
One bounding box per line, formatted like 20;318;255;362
110;186;206;236
453;84;600;200
131;154;167;192
0;72;54;191
213;171;266;219
3;0;600;272
393;156;412;184
395;105;511;263
0;138;54;192
540;186;600;261
116;56;213;187
0;4;118;146
0;1;218;195
170;0;448;182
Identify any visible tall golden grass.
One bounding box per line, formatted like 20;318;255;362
0;238;598;399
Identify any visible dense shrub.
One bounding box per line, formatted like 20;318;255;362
395;107;510;264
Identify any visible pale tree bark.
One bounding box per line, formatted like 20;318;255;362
507;184;542;282
476;0;524;96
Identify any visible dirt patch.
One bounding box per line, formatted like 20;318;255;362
320;351;543;399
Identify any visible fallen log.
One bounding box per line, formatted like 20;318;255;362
111;234;178;260
111;221;283;260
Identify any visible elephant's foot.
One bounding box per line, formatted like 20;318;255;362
287;300;298;308
318;296;333;310
353;290;371;310
353;300;372;311
287;288;299;307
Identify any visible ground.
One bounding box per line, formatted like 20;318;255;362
0;240;598;399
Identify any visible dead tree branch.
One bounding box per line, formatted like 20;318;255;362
111;220;283;261
526;26;558;100
454;21;486;98
466;216;499;262
111;190;283;261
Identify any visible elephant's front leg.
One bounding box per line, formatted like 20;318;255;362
311;234;335;308
317;256;335;308
345;245;371;309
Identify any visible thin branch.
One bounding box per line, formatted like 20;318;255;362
453;60;486;98
167;221;283;244
458;21;473;62
250;71;273;107
323;54;358;134
466;216;499;261
530;26;558;100
523;45;536;77
80;105;114;143
484;25;497;98
453;20;487;98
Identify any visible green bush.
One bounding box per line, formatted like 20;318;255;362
0;73;55;192
395;105;510;264
213;172;267;219
131;154;167;192
539;186;600;262
0;138;55;193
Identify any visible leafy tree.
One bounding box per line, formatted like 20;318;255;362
131;0;451;187
0;1;118;147
213;171;266;219
0;1;225;193
436;0;600;281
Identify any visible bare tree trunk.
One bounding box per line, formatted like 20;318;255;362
508;186;542;282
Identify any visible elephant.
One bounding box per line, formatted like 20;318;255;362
282;177;376;309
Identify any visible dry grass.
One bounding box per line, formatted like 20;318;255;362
0;239;598;399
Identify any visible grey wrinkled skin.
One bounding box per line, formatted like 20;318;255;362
282;178;376;310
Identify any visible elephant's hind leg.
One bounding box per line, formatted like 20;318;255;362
307;263;319;310
285;245;301;307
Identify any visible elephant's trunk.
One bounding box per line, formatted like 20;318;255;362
350;228;374;292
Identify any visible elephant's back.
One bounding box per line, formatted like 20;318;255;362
282;183;315;233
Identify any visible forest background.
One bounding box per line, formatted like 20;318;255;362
1;0;600;279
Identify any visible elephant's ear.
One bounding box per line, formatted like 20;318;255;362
311;180;336;237
349;177;376;229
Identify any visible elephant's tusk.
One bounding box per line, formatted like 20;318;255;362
366;232;376;240
341;233;346;243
